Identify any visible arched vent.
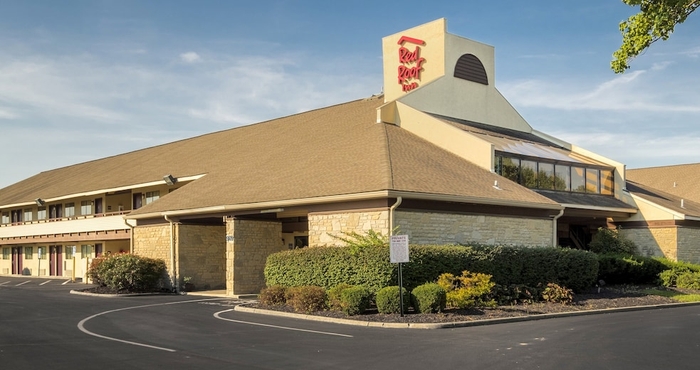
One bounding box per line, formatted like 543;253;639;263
454;54;488;85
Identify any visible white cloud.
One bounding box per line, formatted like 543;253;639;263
0;108;17;119
500;68;700;113
180;51;202;63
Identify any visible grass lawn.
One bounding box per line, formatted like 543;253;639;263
643;289;700;303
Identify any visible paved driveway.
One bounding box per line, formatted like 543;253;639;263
2;276;700;369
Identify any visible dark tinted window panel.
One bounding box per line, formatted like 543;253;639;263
454;54;488;85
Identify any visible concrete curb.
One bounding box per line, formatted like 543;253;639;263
233;301;700;329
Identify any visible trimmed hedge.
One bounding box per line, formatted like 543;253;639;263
596;254;666;285
265;244;599;293
411;283;446;313
339;286;372;315
376;286;410;314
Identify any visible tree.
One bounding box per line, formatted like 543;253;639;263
612;0;699;73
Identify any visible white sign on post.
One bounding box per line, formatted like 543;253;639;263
390;235;409;263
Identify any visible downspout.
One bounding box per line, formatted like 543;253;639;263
389;197;402;236
552;209;564;247
164;214;179;293
123;219;135;254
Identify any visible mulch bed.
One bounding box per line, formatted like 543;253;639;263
251;286;685;324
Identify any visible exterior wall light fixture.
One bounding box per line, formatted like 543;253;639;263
35;198;45;206
163;174;177;186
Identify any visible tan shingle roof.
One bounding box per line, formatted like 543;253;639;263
627;163;700;204
0;95;558;215
627;180;700;218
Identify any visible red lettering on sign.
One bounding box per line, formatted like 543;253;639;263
396;35;426;92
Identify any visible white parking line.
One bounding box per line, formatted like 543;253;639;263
0;281;9;286
77;298;227;352
213;309;353;338
40;281;51;286
15;280;31;286
62;280;71;285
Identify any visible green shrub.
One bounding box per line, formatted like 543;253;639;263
327;283;354;311
676;271;700;290
264;244;598;295
265;246;393;293
339;286;372;315
597;254;666;285
411;283;446;313
494;284;540;305
541;283;574;304
90;253;166;292
657;258;700;287
285;286;327;313
437;271;496;309
589;228;637;255
259;285;287;306
376;286;410;314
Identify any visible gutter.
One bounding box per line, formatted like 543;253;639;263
123;218;135;253
551;209;564;247
389;197;402;236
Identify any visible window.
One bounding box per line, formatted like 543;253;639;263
50;204;63;219
601;170;614;195
81;245;93;259
37;246;46;260
537;162;555;190
501;157;520;183
2;247;9;260
571;167;586;193
493;152;614;196
37;207;47;220
11;209;21;223
1;212;9;224
145;191;160;205
65;203;75;218
24;247;33;259
65;246;76;259
554;164;571;191
586;168;600;193
80;201;92;216
23;209;33;222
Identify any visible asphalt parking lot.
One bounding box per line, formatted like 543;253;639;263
2;275;700;370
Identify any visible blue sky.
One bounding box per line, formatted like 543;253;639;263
1;0;699;189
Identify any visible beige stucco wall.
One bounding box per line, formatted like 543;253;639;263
226;219;285;295
620;227;678;260
177;224;226;290
395;210;552;246
382;18;446;102
308;210;390;247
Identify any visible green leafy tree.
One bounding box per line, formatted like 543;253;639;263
613;0;699;73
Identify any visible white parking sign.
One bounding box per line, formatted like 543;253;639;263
390;235;409;263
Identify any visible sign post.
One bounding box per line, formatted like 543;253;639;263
38;248;42;277
390;235;409;317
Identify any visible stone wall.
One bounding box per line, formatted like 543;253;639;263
395;210;553;246
620;227;678;260
226;219;284;295
308;210;389;247
177;224;226;290
133;224;173;287
678;227;700;264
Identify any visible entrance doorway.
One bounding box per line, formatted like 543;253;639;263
11;247;22;274
49;245;63;276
